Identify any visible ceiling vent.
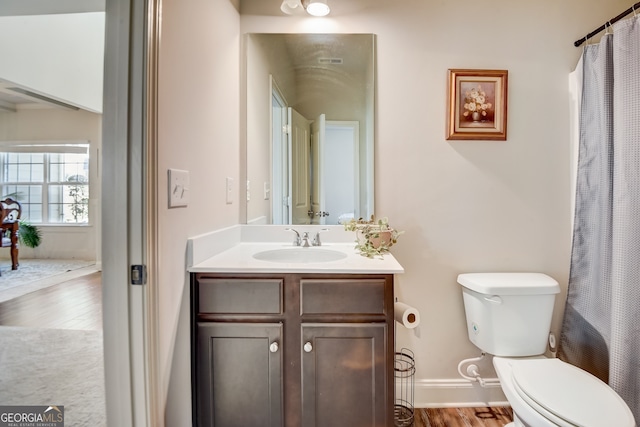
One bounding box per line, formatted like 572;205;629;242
318;58;343;65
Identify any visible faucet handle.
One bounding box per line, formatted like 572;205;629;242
312;228;329;246
285;228;301;246
301;232;311;247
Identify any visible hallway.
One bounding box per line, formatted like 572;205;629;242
0;271;105;426
0;271;102;330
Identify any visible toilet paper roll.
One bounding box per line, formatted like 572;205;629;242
394;302;420;329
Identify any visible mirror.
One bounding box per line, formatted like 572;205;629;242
244;33;375;225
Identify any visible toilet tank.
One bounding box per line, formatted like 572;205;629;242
457;273;560;357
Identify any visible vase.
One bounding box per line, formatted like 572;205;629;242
357;228;394;249
471;111;481;122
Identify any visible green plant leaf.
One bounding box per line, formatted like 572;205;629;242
18;220;42;248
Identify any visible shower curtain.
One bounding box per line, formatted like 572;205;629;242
560;14;640;421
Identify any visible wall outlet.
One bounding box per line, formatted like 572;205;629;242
246;180;251;202
168;169;189;208
226;177;234;204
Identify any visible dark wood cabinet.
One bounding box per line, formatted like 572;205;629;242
196;322;283;427
192;273;394;427
301;323;388;427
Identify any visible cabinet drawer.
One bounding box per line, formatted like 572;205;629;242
300;278;386;315
198;278;283;314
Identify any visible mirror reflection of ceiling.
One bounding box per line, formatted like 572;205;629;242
260;33;371;99
239;0;368;17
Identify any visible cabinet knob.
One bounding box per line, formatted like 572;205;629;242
303;342;313;353
269;342;279;353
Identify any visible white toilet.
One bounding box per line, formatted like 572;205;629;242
457;272;636;427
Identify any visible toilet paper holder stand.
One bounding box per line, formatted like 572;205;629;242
394;347;415;427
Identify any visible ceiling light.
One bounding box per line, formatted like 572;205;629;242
280;0;303;15
304;0;330;17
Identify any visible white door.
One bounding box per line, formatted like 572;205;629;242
289;107;311;225
323;121;359;225
310;114;327;225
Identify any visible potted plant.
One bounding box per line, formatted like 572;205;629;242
343;215;402;258
18;219;42;248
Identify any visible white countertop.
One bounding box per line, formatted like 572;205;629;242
189;242;405;274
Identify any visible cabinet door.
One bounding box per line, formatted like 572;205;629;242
197;322;283;427
301;323;389;427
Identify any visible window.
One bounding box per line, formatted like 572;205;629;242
0;144;90;224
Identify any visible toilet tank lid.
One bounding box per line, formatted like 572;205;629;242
457;273;560;295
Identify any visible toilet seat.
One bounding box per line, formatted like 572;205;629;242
511;358;635;427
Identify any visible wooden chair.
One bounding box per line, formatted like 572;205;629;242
1;198;21;271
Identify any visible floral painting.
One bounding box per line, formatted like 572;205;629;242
460;82;494;125
446;69;508;140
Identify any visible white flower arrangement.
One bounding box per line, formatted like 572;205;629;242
462;85;492;119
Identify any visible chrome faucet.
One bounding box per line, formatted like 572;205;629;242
285;228;301;246
301;232;311;247
286;228;328;247
312;228;329;246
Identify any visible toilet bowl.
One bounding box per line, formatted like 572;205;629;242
457;273;636;427
493;356;635;427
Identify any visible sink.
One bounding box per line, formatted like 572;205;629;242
253;248;348;263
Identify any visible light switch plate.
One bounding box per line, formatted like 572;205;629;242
226;177;234;204
263;181;270;200
168;169;189;208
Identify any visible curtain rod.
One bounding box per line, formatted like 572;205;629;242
574;1;640;47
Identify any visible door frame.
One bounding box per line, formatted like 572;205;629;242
270;77;288;225
310;114;326;225
102;0;160;425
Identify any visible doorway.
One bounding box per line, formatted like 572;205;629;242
321;121;359;225
0;3;110;425
0;1;150;426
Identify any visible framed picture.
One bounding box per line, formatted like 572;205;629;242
446;69;508;141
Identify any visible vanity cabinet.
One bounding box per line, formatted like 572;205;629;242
192;273;395;427
196;322;283;426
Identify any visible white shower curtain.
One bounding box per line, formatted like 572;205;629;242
560;15;640;422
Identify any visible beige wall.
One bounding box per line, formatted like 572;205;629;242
239;0;628;399
158;0;240;424
158;0;630;421
0;108;101;261
245;35;273;223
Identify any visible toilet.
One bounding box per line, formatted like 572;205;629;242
457;272;636;427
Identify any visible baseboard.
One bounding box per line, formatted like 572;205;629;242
409;378;509;408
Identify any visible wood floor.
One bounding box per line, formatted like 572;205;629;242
0;272;513;426
416;407;513;426
0;271;102;330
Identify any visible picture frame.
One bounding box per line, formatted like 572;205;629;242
446;69;508;141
